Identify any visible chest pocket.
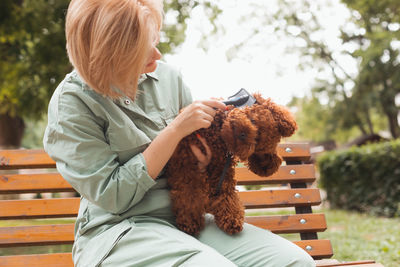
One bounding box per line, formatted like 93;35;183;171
106;123;151;164
137;111;176;132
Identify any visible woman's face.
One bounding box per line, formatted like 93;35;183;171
142;36;161;74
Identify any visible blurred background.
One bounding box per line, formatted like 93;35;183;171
0;0;399;265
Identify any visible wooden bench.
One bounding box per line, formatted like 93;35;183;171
0;143;382;267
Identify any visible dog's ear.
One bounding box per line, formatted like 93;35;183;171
263;99;297;137
246;153;282;177
253;93;266;105
276;107;297;137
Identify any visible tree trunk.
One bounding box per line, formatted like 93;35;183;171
381;81;400;139
0;113;25;200
364;107;375;135
354;111;367;135
0;113;25;149
386;112;400;139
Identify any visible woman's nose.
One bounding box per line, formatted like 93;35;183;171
153;47;162;60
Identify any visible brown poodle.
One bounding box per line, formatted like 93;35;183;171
165;94;297;236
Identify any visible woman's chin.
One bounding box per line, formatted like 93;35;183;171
143;61;157;74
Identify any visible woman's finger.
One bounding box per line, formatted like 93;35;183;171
190;135;213;171
200;104;217;117
190;144;207;162
197;136;212;161
201;99;226;110
201;112;214;123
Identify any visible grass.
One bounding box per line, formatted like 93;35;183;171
248;208;400;267
319;209;400;267
1;210;399;266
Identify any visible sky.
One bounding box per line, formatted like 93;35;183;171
164;0;352;105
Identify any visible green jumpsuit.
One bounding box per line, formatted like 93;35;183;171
43;61;315;267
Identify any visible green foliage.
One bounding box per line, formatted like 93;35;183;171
318;139;400;217
275;0;400;141
342;0;400;138
159;0;221;54
289;94;387;145
21;115;47;149
0;0;70;120
289;95;360;144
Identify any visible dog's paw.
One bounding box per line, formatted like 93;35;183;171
224;222;243;235
215;216;244;235
178;223;201;236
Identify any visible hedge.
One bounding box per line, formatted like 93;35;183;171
318;139;400;217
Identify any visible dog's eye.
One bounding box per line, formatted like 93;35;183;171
238;132;246;140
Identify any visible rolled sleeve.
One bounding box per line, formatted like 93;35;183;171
122;153;156;193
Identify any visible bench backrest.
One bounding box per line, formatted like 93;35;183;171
0;143;333;267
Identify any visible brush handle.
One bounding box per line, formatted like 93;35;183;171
222;95;250;107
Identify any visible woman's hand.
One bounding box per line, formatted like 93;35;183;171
169;100;226;139
143;99;224;179
190;135;212;172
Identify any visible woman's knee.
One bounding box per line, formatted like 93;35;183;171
232;229;316;267
275;240;315;267
288;251;316;267
181;248;236;267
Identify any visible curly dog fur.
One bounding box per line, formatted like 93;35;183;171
165;94;297;236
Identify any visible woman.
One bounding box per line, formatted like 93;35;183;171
43;0;315;266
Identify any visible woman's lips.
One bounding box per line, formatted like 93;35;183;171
146;60;156;67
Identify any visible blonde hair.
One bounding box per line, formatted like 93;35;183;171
65;0;163;99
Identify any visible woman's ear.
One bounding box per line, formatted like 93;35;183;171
246;153;282;177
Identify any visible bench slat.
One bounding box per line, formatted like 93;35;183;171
294;239;333;258
236;164;315;185
0;189;320;219
1;255;382;267
0;243;332;262
0;165;314;193
278;143;311;162
0;213;327;247
0;143;310;170
0;243;332;263
0;253;73;267
0;198;80;219
316;260;381;267
239;188;321;209
0;150;55;169
0;173;75;193
0;224;74;247
245;213;327;233
340;264;384;267
0;240;331;267
0;230;331;258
